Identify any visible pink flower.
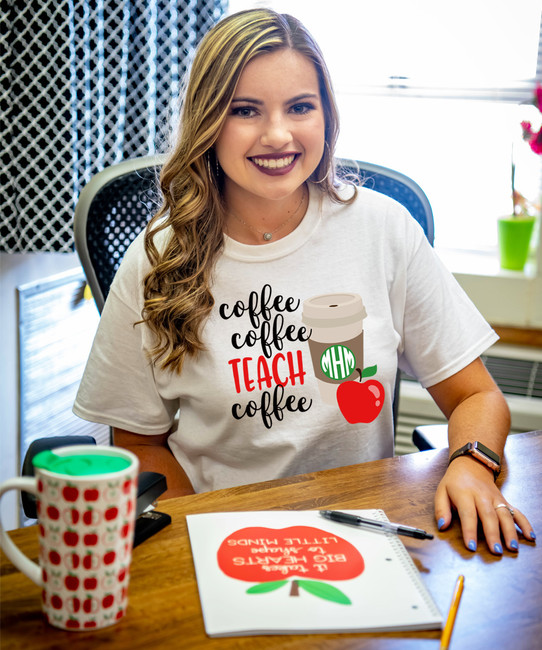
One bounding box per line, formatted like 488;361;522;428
520;85;542;155
530;128;542;154
521;121;542;154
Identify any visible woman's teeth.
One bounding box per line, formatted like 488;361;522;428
252;155;295;169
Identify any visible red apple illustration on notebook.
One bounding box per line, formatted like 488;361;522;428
336;366;384;424
217;525;364;604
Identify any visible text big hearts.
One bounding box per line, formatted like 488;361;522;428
217;525;364;582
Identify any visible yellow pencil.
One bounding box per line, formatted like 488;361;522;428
440;574;464;650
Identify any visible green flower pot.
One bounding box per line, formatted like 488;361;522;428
497;216;536;271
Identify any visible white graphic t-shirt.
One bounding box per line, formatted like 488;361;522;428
73;184;498;492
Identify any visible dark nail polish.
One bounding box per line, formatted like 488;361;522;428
510;540;518;551
494;543;503;554
437;517;445;530
468;539;476;552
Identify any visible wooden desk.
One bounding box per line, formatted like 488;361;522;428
2;431;541;649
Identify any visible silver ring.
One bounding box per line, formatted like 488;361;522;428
495;503;515;516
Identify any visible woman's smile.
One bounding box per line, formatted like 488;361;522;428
249;153;298;174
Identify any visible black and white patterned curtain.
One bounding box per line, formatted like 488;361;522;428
0;0;227;253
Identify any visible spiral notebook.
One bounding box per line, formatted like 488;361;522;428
186;510;442;637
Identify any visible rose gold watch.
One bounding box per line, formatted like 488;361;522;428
448;441;501;479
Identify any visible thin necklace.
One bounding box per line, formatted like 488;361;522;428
229;185;307;242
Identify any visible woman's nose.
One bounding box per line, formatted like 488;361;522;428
260;115;293;149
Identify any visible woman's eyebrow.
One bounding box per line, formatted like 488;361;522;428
230;93;319;105
230;96;263;105
286;93;319;104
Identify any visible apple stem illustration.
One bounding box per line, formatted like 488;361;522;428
355;368;362;382
290;580;299;597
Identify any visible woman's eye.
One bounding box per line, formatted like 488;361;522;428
290;103;314;115
231;106;257;118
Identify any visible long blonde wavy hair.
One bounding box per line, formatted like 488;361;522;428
142;8;354;373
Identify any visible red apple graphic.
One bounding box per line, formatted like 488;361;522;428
83;552;98;570
84;488;99;502
46;505;60;520
83;508;101;525
68;596;81;613
64;574;79;591
83;596;98;613
117;567;127;582
51;595;63;610
102;594;114;608
84;577;98;590
336;366;385;424
84;533;99;546
84;621;97;628
65;552;80;570
48;550;61;565
66;619;80;629
122;479;132;495
63;508;80;525
105;506;119;521
62;486;79;502
103;550;116;565
63;530;79;547
217;525;364;604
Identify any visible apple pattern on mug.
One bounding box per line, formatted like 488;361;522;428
37;472;136;629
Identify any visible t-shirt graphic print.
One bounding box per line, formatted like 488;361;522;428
302;292;384;424
219;285;384;430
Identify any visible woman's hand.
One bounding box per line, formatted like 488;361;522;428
435;456;536;553
427;357;536;554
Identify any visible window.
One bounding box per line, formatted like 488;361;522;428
228;1;541;262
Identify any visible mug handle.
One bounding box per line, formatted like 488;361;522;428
0;477;42;587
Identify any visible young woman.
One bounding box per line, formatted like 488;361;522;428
74;9;535;554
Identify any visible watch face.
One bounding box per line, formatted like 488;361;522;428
473;441;500;464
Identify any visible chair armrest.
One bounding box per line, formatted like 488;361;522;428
412;424;449;451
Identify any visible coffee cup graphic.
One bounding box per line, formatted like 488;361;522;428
302;293;367;405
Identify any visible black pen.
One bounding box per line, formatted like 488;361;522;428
319;510;434;540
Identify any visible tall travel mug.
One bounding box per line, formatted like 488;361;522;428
0;444;139;630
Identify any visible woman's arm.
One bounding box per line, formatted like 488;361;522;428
113;428;195;499
428;358;535;553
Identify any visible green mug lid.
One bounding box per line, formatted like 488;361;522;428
32;449;131;476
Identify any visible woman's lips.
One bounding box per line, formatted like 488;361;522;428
249;154;298;176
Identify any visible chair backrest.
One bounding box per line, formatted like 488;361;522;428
336;158;434;245
73;155;166;313
74;156;434;313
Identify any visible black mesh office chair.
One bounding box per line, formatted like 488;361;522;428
74;155;165;313
73;155;443;450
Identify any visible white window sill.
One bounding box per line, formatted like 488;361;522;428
436;247;542;328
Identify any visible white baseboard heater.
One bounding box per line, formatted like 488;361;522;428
396;343;542;455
